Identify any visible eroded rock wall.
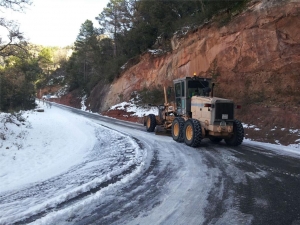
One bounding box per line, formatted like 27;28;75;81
99;0;299;112
89;0;300;144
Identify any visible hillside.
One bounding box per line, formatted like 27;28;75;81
48;0;300;146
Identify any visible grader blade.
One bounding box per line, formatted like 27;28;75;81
155;126;171;136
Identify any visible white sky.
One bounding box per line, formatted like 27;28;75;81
2;0;109;47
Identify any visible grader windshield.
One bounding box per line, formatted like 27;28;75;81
173;77;212;116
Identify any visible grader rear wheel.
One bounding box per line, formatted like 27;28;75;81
224;119;244;146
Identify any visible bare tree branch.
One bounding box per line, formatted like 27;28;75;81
0;0;32;12
0;0;31;57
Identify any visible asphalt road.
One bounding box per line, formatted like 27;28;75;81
53;103;300;225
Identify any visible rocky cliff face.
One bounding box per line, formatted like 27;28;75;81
89;0;300;145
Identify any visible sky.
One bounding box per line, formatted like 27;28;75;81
2;0;110;47
0;100;299;224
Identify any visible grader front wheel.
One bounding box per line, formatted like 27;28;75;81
146;114;156;132
183;119;202;147
171;117;185;142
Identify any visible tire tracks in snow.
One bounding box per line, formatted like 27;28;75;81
0;128;145;225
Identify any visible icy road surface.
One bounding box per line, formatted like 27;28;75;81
1;103;300;225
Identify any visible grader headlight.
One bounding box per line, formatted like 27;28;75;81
220;121;226;127
217;121;227;132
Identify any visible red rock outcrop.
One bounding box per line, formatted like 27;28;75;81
95;0;300;145
101;0;299;110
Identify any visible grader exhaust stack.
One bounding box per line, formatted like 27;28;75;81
164;86;168;106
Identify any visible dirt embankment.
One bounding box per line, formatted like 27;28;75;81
101;109;143;123
38;86;82;108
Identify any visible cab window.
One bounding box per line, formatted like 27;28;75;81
175;82;185;97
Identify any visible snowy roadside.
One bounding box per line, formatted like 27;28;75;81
1;99;299;194
0;102;146;225
0;102;97;193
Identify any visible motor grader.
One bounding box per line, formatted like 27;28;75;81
144;75;244;147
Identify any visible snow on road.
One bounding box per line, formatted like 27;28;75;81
1;101;300;225
0;102;145;224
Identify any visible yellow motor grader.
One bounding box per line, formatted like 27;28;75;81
144;75;244;147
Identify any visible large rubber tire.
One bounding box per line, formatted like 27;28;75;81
183;119;202;147
172;117;185;142
146;114;156;132
209;137;223;143
224;119;244;146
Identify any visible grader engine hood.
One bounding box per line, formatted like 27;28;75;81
191;96;235;126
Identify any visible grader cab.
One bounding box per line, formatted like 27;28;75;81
144;76;244;147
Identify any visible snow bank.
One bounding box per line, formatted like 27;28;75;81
0;102;97;193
